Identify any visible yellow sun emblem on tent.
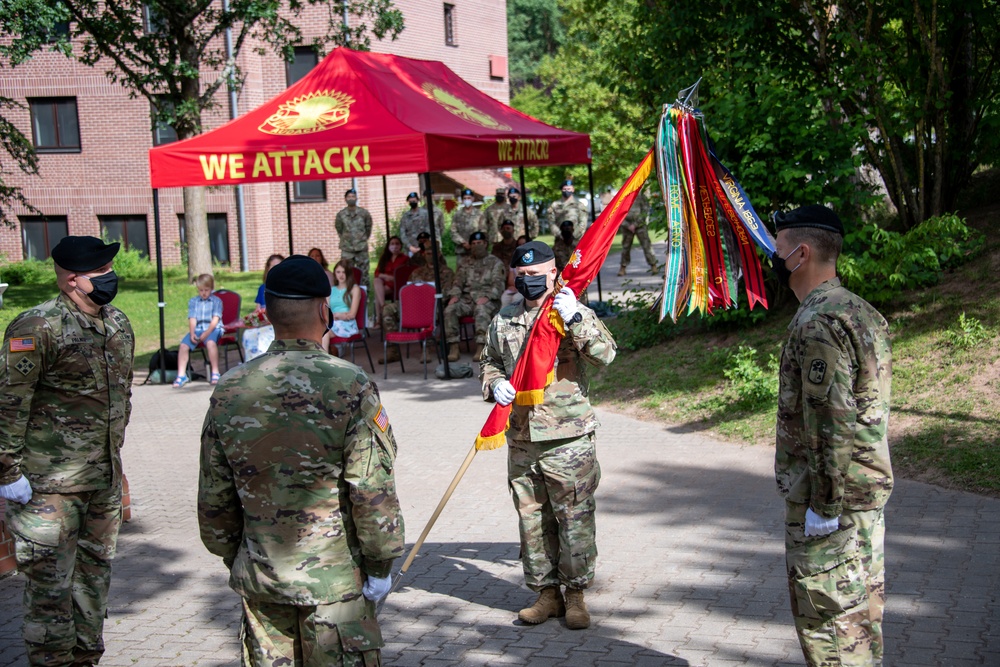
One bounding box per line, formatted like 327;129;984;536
421;83;511;131
258;90;356;136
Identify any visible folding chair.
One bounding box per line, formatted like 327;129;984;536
384;283;436;379
392;264;416;301
195;289;244;373
329;288;375;372
459;315;476;352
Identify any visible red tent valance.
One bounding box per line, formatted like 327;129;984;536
148;48;591;188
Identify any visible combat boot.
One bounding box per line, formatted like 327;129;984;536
378;346;400;364
617;266;626;277
518;586;564;625
564;588;590;629
447;343;461;362
473;343;485;361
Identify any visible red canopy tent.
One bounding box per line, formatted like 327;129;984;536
146;47;594;380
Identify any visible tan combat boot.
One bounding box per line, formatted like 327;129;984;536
617;266;626;277
447;343;461;362
518;586;565;625
378;346;400;364
564;588;590;629
473;343;485;361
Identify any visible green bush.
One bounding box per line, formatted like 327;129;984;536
112;245;157;280
0;258;56;286
606;283;691;351
723;345;779;410
944;312;993;350
838;213;983;304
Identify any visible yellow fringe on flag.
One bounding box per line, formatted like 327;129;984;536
515;388;545;405
549;308;566;337
475;431;507;451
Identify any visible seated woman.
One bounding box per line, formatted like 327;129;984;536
323;259;363;356
308;247;336;285
371;235;408;327
245;253;284;361
254;254;285;309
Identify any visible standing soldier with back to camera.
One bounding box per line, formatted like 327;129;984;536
198;255;404;666
772;205;893;667
0;236;134;666
480;242;616;631
335;188;373;288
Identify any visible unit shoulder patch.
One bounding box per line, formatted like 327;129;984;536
808;359;827;385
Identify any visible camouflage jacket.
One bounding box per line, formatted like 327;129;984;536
448;253;506;304
553;236;578;271
547;197;590;238
0;293;134;492
624;191;650;226
410;255;455;293
198;339;405;605
450;207;485;253
491;238;518;269
335;205;373;253
484;201;510;243
399;207;444;251
480;301;617;441
776;278;893;516
507;205;539;240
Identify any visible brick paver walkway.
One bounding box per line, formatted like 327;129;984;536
2;251;998;666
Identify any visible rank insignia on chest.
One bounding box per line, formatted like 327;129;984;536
808;359;827;384
14;357;36;375
10;336;35;352
372;405;389;432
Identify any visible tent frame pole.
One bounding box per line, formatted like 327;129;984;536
153;189;168;384
587;162;601;303
285;182;294;255
382;175;390;240
518;166;530;240
423;172;450;380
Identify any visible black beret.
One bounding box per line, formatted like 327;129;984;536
417;231;431;240
559;219;574;228
51;236;120;272
407;192;419;199
462;188;473;197
507;186;520;196
345;188;357;196
561;180;573;188
773;205;844;236
265;255;332;299
511;241;555;268
469;231;488;243
500;219;515;227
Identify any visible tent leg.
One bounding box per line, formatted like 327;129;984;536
588;162;601;304
285;182;294;255
423;172;450;380
518;165;530;240
382;175;390;240
153;189;168;384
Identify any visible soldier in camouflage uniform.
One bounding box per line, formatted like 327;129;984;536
546;181;590;240
480;241;616;630
335;188;373;288
483;186;509;243
617;190;659;276
552;219;578;272
399;191;444;255
0;236;134;667
772;206;893;667
506;187;539;240
198;255;404;667
491;219;519;268
444;231;506;362
450;188;485;266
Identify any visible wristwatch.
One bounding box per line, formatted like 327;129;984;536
566;311;583;326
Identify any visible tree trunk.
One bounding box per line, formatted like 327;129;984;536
183;186;213;282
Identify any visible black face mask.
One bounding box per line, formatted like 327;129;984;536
515;274;549;301
508;196;519;206
771;245;802;288
501;230;514;240
496;195;505;204
80;271;119;306
561;228;574;242
561;191;572;199
409;201;418;209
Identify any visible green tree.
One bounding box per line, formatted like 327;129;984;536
4;0;404;278
507;0;565;93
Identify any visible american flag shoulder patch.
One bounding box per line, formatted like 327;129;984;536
10;337;36;352
372;405;389;433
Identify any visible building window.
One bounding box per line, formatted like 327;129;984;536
46;20;70;43
286;46;319;86
444;4;456;46
20;216;69;261
293;180;326;202
151;98;177;145
143;4;164;33
178;213;230;265
28;98;81;152
100;215;149;257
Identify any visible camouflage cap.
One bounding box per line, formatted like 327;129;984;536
495;187;506;195
417;231;431;241
51;236;120;272
265;255;332;299
511;241;554;268
773;205;844;236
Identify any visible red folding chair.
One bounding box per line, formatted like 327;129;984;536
459;315;475;351
384;283;436;379
329;288;375;372
351;266;363;286
199;289;244;372
392;264;416;301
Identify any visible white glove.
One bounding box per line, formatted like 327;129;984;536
804;508;840;537
553;286;580;323
493;380;516;406
0;475;33;504
362;574;393;601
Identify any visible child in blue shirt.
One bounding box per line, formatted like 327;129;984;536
174;273;224;387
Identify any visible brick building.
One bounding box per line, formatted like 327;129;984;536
0;0;510;271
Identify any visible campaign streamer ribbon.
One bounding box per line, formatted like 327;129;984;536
475;149;655;451
656;107;689;323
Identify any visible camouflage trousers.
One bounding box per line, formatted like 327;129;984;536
785;502;886;667
7;487;122;667
340;249;370;289
620;225;657;268
240;595;382;667
508;433;601;591
444;298;498;345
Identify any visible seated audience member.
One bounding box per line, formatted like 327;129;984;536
174;273;224;387
322;259;363;356
372;236;409;326
492;219;518;268
255;254;285;309
444;231;506;362
308;247;336;285
553;219;578;272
